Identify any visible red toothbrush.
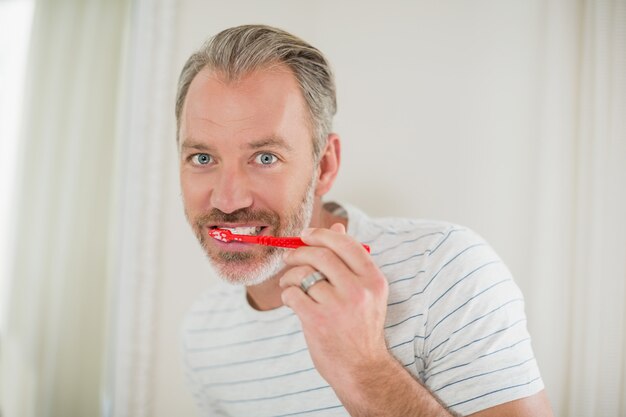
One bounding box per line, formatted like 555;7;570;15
209;228;370;253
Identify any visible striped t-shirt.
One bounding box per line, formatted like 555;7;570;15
181;203;544;416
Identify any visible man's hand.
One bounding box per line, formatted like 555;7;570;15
279;223;390;389
279;224;455;416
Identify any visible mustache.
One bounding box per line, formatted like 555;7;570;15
195;207;280;227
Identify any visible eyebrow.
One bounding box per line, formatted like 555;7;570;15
181;136;294;153
247;137;293;152
180;139;214;152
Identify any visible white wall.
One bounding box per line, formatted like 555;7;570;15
153;1;555;416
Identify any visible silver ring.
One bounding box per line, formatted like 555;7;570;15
300;271;327;293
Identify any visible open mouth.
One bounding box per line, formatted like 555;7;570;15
209;225;267;236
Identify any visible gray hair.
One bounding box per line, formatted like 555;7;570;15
175;24;337;160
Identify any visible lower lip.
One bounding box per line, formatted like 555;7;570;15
211;239;253;251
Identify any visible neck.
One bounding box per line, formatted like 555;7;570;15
246;202;347;311
246;274;285;310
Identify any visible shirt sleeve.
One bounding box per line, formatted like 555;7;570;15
420;227;544;415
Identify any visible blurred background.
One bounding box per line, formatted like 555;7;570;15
1;0;625;416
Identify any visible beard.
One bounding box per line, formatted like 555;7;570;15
186;176;317;286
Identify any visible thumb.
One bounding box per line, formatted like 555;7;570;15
330;222;346;234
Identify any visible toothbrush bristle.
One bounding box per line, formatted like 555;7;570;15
209;229;231;243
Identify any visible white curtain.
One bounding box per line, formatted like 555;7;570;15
528;0;626;415
102;0;177;416
566;0;626;414
0;0;179;415
0;1;129;417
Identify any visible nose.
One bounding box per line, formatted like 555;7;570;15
209;165;254;214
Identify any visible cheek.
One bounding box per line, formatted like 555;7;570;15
252;172;312;207
180;172;210;209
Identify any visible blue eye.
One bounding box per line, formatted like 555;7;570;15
255;153;278;165
192;153;212;165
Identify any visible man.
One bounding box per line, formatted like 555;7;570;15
176;24;553;417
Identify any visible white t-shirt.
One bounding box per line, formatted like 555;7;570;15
181;203;544;416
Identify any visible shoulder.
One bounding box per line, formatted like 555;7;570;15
342;202;507;297
358;211;492;281
362;212;524;339
343;202;464;257
365;214;487;257
345;205;543;414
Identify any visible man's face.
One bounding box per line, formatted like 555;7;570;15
179;66;318;285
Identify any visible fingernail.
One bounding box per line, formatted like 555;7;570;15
301;228;313;237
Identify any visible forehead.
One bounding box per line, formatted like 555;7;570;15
180;65;313;150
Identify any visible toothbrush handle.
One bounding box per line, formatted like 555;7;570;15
256;235;306;249
224;233;311;248
256;235;370;253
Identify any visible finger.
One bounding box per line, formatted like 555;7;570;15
300;227;375;276
329;222;346;234
283;246;355;290
281;285;318;317
280;265;338;304
279;265;316;289
300;278;335;304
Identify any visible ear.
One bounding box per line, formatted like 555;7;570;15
315;133;341;196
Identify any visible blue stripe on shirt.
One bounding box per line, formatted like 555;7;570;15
271;404;345;417
361;223;445;244
432;318;527;364
425;278;512;344
385;312;424;329
219;385;332;404
386;243;487;307
448;376;542;408
389;334;426;350
187;329;303;352
427;298;523;356
192;346;309;371
427;260;502;309
191;306;242;314
433;357;536;392
388;270;427;286
378;229;468;269
370;230;458;256
203;367;316;388
187;312;296;333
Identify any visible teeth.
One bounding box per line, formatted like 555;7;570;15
222;226;262;236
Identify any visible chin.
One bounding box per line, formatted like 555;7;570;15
210;249;286;286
